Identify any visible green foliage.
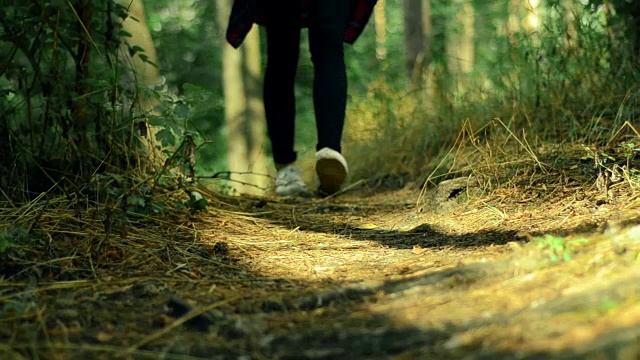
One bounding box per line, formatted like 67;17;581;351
581;145;616;166
94;170;207;219
3;0;639;196
182;190;208;212
0;1;155;197
0;227;30;253
144;0;227;174
587;0;640;40
533;235;588;263
0;0;217;213
0;298;35;319
580;139;640;189
148;84;209;153
618;142;640;162
346;1;640;183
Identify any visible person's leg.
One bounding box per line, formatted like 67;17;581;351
308;0;349;153
263;2;310;196
263;2;301;166
308;0;350;194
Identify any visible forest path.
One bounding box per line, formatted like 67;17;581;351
181;182;640;359
2;180;640;359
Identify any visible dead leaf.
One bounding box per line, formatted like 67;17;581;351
95;331;114;343
412;244;429;255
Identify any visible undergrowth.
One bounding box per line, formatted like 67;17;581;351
533;234;589;263
345;3;640;194
0;1;214;252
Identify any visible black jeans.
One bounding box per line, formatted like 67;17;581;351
263;0;349;165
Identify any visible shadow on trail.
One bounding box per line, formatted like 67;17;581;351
229;257;640;359
252;262;640;359
232;198;519;248
243;196;640;250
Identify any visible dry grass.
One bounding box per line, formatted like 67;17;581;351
344;5;639;193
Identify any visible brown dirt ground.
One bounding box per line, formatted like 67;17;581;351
2;157;640;359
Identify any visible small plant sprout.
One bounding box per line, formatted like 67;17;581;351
533;234;588;263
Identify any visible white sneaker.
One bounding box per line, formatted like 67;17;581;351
275;165;310;196
316;147;348;195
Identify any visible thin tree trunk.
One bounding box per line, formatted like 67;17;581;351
243;27;269;195
422;0;432;55
446;0;475;93
507;0;522;39
116;0;166;170
216;0;253;195
403;0;431;88
72;0;93;174
116;0;162;111
563;0;579;47
627;0;640;69
524;0;540;33
374;0;387;61
429;0;451;110
420;0;433;88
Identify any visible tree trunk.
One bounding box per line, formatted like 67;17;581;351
421;0;433;90
117;0;162;111
429;0;451;109
72;0;93;175
562;0;579;48
374;0;387;61
216;0;266;195
446;0;475;92
422;0;432;53
115;0;166;170
507;0;522;42
622;2;640;66
524;0;539;33
604;1;640;69
403;0;432;88
243;27;269;195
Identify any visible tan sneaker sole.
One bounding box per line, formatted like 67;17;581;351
316;148;348;195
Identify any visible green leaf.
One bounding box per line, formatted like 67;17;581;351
138;54;158;68
1;300;31;316
128;45;146;57
189;191;208;211
173;103;190;119
152;202;165;214
155;128;176;147
148;115;166;127
0;227;29;252
127;195;146;207
192;198;208;211
0;237;12;252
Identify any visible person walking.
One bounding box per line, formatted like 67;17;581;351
226;0;377;196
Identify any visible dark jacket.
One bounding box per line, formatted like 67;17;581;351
226;0;378;48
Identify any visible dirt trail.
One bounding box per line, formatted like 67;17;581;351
2;179;640;359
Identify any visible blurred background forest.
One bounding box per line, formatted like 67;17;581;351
1;0;639;199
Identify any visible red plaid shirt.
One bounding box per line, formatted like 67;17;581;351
226;0;378;48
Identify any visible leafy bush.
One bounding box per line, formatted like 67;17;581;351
0;227;30;253
0;1;154;198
